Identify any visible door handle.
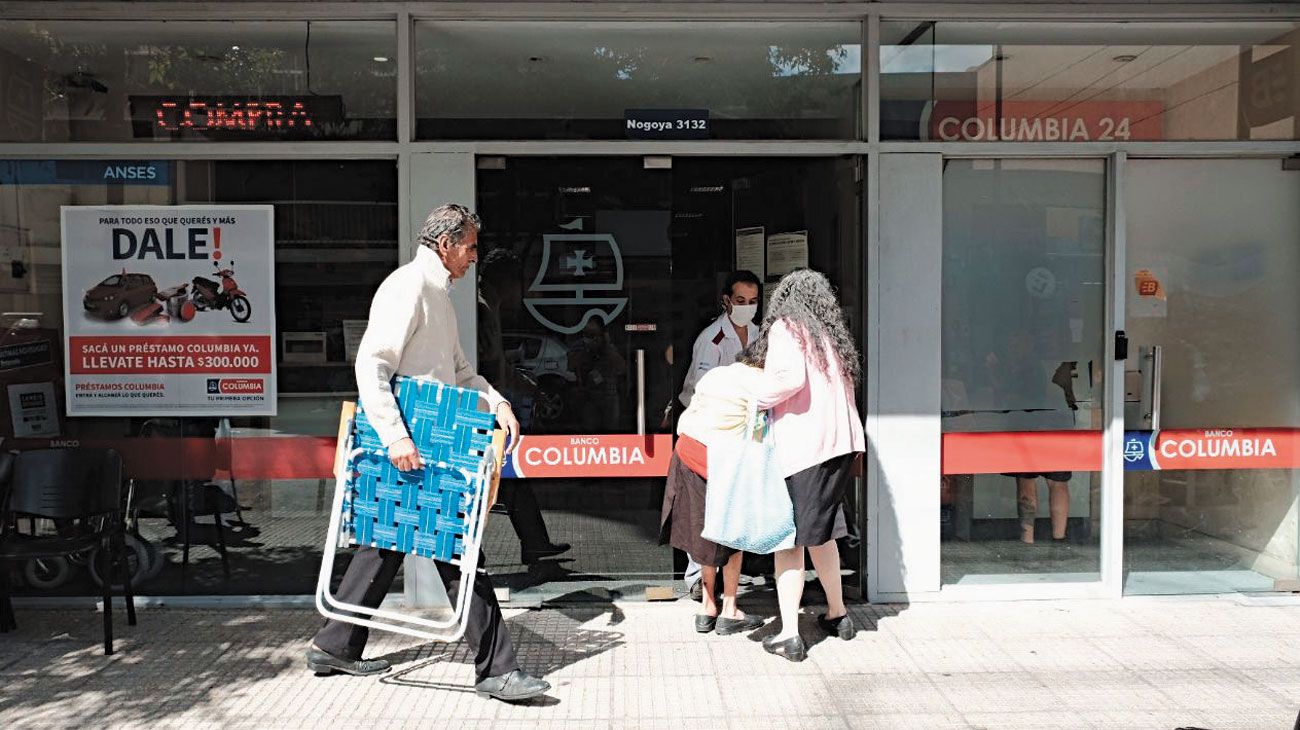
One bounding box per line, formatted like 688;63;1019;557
1146;345;1163;431
635;349;646;436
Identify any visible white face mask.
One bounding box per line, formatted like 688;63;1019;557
728;303;758;327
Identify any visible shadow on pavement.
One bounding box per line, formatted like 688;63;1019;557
373;589;626;702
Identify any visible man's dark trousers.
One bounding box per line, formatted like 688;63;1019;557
313;546;519;681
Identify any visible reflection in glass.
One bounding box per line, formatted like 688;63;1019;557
940;159;1106;585
0;21;397;142
415;22;861;139
881;21;1300;142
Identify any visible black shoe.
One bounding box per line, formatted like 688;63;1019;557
521;542;571;564
817;613;858;641
306;647;391;677
695;614;717;633
474;669;551;702
714;615;765;636
688;580;703;602
762;634;807;662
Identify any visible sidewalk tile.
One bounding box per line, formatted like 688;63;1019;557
996;637;1122;672
1142;668;1288;711
899;638;1018;674
847;714;967;730
719;674;838;716
827;674;956;715
963;711;1094;729
808;634;920;675
1090;634;1220;671
1076;710;1210;729
927;672;1060;714
727;717;850;730
1194;707;1300;730
1039;670;1176;711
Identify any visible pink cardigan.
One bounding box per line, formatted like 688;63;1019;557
746;319;865;477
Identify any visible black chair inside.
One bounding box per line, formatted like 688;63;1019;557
0;448;137;654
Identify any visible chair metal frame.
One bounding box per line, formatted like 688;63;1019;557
315;380;501;643
0;448;137;654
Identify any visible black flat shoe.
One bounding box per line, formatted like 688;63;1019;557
305;648;391;677
521;542;571;564
714;615;765;636
817;613;858;641
695;614;717;633
762;634;807;662
475;669;551;702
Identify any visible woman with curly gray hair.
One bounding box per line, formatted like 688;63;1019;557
739;268;864;662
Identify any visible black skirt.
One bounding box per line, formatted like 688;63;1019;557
787;453;857;547
659;451;737;568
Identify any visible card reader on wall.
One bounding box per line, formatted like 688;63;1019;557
282;331;327;364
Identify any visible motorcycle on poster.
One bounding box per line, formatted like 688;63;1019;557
61;205;276;416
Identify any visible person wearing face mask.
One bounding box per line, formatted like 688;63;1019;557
676;270;761;601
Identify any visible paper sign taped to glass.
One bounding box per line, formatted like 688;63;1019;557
316;375;505;643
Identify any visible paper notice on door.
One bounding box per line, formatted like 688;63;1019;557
1131;267;1167;318
343;319;368;363
767;231;809;277
8;381;59;438
735;226;765;280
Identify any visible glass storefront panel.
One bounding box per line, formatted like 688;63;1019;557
940;159;1106;586
0;21;397;142
881;21;1300;142
474;156;863;598
1;159;398;595
1123;158;1300;595
415;22;862;140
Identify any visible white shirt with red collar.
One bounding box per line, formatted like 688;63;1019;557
678;312;759;409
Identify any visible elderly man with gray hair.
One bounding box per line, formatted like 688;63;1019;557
306;203;549;703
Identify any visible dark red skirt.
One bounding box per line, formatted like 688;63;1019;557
658;450;737;568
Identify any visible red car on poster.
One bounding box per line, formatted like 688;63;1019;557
82;271;158;320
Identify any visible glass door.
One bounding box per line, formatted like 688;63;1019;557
938;159;1109;588
475;157;676;599
474;156;862;600
1122;159;1300;595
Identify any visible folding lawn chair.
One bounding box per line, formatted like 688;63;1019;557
315;376;505;643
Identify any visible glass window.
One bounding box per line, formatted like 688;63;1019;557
1;159;398;596
415;22;861;140
940;159;1106;586
1123;159;1300;595
0;21;397;142
881;21;1300;142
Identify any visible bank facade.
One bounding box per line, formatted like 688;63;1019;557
1;1;1299;605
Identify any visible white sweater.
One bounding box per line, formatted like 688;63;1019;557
354;245;506;447
675;362;764;446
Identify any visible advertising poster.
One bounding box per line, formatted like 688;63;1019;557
61;205;276;416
